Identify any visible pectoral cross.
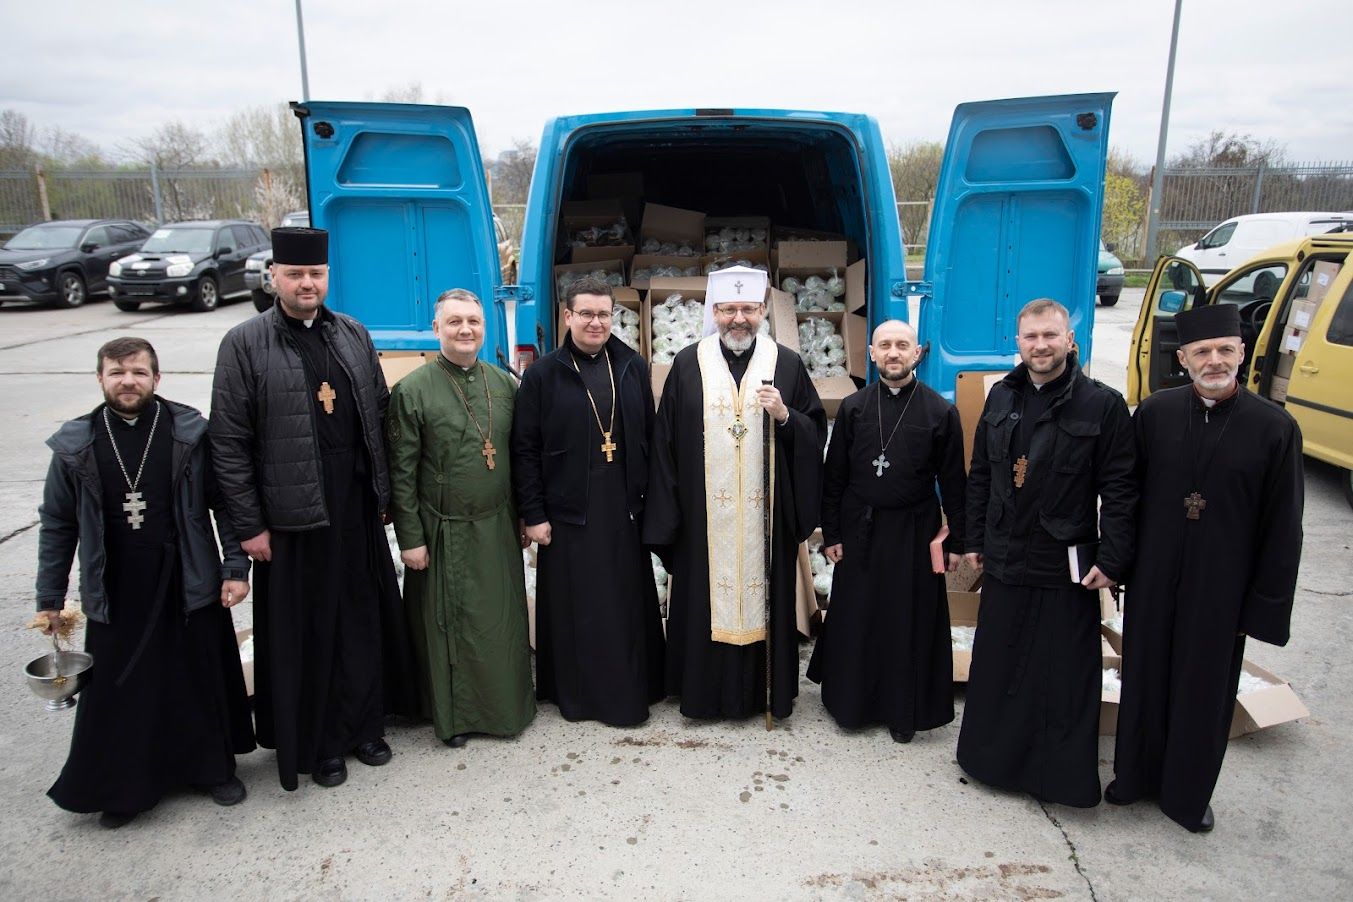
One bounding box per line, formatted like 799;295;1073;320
729;420;748;443
316;381;336;415
481;440;497;471
872;454;890;477
1184;492;1207;520
122;491;146;530
600;432;617;463
1013;455;1029;488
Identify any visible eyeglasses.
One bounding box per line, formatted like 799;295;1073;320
713;304;764;319
571;310;613;323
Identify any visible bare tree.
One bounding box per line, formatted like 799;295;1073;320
1170;131;1287;169
491;139;536;204
126;120;215;170
216;103;303;168
0;109;39;169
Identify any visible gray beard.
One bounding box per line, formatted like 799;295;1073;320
720;331;754;353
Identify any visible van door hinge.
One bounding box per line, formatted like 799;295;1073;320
495;285;533;302
894;280;932;301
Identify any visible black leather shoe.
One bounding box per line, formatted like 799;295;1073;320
99;811;136;829
208;776;247;806
312;757;347;788
355;738;392;767
1103;780;1131;806
889;729;915;744
444;734;470;748
1190;806;1215;834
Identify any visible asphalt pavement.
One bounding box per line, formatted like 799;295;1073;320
0;290;1349;899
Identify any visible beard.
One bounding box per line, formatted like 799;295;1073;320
719;324;756;353
1023;349;1067;374
1188;364;1238;393
879;359;916;383
104;384;155;417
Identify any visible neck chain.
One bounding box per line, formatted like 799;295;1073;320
569;348;619;463
102;401;161;530
872;379;917;477
1182;387;1240;521
438;356;497;470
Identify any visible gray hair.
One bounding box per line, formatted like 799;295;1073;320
433;288;483;320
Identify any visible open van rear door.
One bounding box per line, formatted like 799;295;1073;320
918;92;1115;405
293;101;507;363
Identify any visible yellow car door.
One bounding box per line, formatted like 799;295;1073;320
1127;257;1207;405
1280;261;1353;473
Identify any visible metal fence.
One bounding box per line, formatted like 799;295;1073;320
1154;161;1353;257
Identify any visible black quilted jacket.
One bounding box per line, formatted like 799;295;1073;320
209;303;391;536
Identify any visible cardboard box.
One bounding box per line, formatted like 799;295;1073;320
1306;260;1343;307
572;243;636;268
554;258;626;305
639;203;706;256
1100;654;1122;735
702;247;770;276
557;287;643;359
1230;659;1310;739
236;628;254;698
949;589;981;682
1268;374;1290;403
562;198;634;266
777;239;849;272
705;216;772;255
377;351;436;387
796;542;821;638
795;308;858;419
586;172;644;228
954;369;1010;470
646;279;708;401
767;288;799;350
772;226;859;263
630;254;702;289
843;310;868;380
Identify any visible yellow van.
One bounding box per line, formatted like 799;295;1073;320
1128;233;1353;504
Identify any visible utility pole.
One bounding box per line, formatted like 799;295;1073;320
294;0;311;101
1144;0;1183;265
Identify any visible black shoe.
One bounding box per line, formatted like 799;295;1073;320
208;776;247;806
99;811;136;829
1189;806;1215;834
312;757;347;788
1103;780;1131;806
444;734;470;748
889;729;915;744
355;738;392;767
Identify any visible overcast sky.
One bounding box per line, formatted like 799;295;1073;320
7;0;1352;168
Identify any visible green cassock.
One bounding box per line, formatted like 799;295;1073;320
386;356;535;740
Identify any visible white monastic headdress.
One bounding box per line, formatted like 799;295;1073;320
702;265;770;336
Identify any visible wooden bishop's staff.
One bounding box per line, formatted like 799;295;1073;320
762;379;775;731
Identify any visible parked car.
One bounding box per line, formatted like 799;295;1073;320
245;210;310;311
109;220;270;312
1174;211;1351;286
0;219;151;308
1097;239;1125;306
1130;232;1353;506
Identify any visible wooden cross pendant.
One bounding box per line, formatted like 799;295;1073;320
1013;455;1029;488
600;431;617;462
481;440;497;471
1184;491;1207;520
316;381;337;415
122;491;146;530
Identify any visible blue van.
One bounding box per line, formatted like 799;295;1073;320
293;94;1113;401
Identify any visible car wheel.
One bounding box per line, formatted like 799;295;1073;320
113;299;142;312
190;274;220;312
1098;293;1120;307
55;271;87;308
251;289;272;313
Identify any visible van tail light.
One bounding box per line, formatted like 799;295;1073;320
514;344;538;372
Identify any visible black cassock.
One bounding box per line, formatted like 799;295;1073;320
644;338;826;720
49;406;254;815
807;379;966;734
523;346;665;726
1114;385;1303;830
252;318;411;791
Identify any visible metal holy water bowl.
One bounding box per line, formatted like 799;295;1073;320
25;650;94;711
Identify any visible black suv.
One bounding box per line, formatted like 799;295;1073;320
108;220;270;312
0;219;151;308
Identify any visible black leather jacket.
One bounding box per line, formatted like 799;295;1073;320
209;303;391;536
36;400;249;623
965;360;1136;586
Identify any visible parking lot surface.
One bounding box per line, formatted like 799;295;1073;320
0;290;1349;899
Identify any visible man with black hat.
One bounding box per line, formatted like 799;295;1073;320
210;227;412;791
958;298;1136;809
1108;301;1303;833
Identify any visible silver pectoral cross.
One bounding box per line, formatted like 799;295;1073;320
123;491;147;530
872;454;890;477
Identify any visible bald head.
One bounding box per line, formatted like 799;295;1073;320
870;319;921;385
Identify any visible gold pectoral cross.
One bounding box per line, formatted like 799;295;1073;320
600;432;617;462
122;491;146;530
317;381;336;415
1013;455;1029;488
482;440;497;471
1184;491;1206;520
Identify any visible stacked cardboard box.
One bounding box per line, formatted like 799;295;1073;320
1269;260;1342;402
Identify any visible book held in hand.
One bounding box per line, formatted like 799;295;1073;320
1068;541;1099;583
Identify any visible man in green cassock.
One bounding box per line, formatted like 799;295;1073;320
386;288;535;747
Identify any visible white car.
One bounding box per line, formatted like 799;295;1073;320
1175;211;1351;285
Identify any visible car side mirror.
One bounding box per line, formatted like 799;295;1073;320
1194;241;1204;250
81;242;98;253
215;246;233;258
1159;290;1187;314
1105;242;1116;253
